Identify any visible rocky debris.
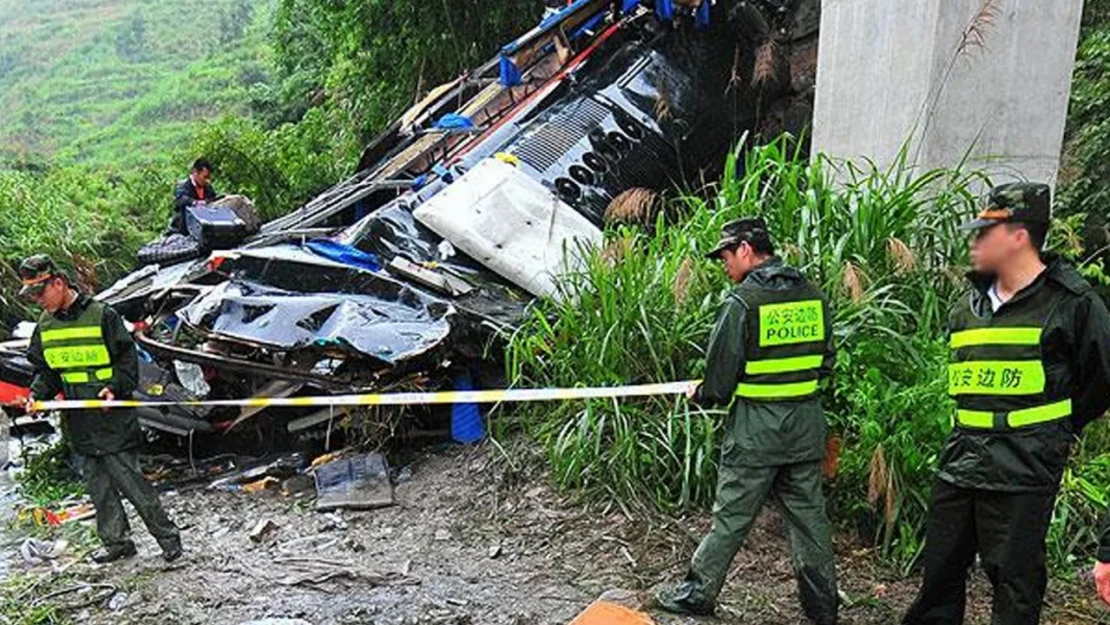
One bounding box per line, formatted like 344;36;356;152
249;519;279;543
19;537;68;565
9;446;1078;625
319;512;348;532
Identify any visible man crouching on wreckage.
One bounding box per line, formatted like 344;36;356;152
19;255;183;564
655;218;838;623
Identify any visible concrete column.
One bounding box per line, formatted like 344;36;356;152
811;0;1084;186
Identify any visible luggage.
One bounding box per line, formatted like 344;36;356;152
137;233;203;266
185;203;249;250
211;195;261;234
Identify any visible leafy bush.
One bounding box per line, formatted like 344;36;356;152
0;167;161;327
190;111;357;221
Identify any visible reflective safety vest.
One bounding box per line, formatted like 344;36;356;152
735;282;830;402
948;291;1070;430
38;301;114;393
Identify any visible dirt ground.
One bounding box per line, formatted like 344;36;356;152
6;445;1108;625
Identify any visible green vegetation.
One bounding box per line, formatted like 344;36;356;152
0;0;272;168
16;440;85;506
507;137;1110;574
1059;0;1110;296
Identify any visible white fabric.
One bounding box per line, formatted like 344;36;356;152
988;283;1005;312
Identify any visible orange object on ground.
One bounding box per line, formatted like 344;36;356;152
569;601;654;625
242;476;280;493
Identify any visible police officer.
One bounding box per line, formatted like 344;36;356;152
656;218;838;623
903;183;1110;624
20;255;182;564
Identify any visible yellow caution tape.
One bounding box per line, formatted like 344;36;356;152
31;381;697;412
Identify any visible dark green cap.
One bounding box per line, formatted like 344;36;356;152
959;182;1051;231
18;254;64;298
705;217;770;259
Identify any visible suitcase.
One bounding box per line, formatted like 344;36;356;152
185;204;248;250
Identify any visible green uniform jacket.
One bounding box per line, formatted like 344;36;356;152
939;257;1110;496
693;258;834;467
27;296;142;457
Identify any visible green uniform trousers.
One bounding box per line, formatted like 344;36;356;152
686;460;838;624
83;449;180;552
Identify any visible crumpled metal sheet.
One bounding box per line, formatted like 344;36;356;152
177;280;453;366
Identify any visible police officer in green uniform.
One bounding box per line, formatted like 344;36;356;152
904;183;1110;624
656;218;838;623
20;255;182;564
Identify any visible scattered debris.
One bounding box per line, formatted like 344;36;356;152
281;474;316;497
238;620;314;625
434;530;451;542
20;538;69;565
270;555;420;589
107;591;129;611
173;360;211;398
277;533;340;556
18;501;95;527
319;512;348;532
208;453;305;492
487;543;502;559
249;519;280;543
30;583;117;610
242;476;281;493
314;452;393;511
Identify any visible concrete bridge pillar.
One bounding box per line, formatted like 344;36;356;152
811;0;1084;186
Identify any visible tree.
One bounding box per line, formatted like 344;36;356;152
272;0;543;142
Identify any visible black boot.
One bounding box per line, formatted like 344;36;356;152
159;537;183;562
653;581;716;616
91;541;137;564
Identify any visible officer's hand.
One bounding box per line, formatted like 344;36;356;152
22;395;37;415
1093;561;1110;605
97;388;115;411
685;382;700;401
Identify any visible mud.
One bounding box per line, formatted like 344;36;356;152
5;445;1103;625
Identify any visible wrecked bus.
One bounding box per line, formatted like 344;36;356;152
1;0;813;448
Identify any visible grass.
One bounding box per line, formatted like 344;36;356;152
507;135;1110;575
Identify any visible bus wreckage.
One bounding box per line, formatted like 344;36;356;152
1;0;818;446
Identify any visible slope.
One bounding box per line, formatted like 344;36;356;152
0;0;272;168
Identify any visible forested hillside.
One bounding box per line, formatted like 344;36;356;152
0;0;271;168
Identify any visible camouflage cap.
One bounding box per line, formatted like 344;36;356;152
705;217;770;259
959;182;1051;231
18;254;65;298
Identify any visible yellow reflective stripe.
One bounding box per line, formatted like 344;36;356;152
736;380;819;399
950;327;1042;349
758;300;825;347
956;400;1072;429
948;360;1045;396
744;354;824;375
44;345;111;369
62;372;90;384
1008;399;1072;428
95;368;114;381
41;326;103;344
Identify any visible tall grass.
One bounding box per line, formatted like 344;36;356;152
508;135;1110;574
